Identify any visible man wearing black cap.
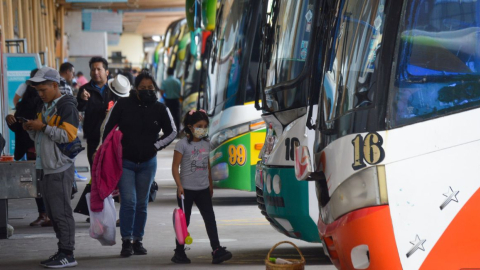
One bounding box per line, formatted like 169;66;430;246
23;67;79;268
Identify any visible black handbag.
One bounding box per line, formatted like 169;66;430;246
148;182;158;203
74;183;91;216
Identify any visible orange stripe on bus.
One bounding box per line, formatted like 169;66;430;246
420;188;480;269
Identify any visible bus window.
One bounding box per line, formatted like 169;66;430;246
322;0;386;123
388;0;480;128
265;0;314;87
214;0;252;111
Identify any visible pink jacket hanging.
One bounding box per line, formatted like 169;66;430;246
90;125;123;212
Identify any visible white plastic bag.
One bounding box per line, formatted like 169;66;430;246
86;193;116;246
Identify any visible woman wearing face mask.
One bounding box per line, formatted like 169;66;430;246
102;71;177;257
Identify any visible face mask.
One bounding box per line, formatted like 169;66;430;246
193;128;208;139
137;90;157;104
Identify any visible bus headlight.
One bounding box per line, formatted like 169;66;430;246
211;123;250;149
211;119;265;149
330;166;388;220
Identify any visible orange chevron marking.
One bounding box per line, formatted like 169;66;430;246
420;188;480;269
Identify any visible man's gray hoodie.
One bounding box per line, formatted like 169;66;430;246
28;94;79;175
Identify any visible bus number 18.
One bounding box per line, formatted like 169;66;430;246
285;137;300;161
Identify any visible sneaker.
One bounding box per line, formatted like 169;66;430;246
42;252;77;268
171;249;191;264
40;252;59;266
133;241;147;255
212;246;232;264
74;171;87;181
121;240;133;257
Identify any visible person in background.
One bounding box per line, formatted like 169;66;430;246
55;62;74;96
102;71;177;257
59;62;87;182
72;80;79;97
77;57;118;169
23;67;79;268
76;71;88;88
73;73;131;226
122;70;135;87
171;110;232;264
160;67;181;132
12;69;38;106
5;69;50;227
59;62;75;85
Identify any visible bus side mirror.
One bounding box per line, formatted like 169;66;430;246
294;142;327;182
294;143;313;181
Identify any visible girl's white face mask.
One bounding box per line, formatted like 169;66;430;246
193;128;208;139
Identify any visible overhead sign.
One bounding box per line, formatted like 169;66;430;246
1;54;41;155
82;9;123;34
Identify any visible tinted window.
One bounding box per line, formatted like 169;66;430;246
265;0;314;87
322;0;386;123
388;0;480;127
210;0;261;113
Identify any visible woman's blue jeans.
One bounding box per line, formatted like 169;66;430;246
118;157;157;241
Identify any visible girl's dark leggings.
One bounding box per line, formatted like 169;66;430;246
175;187;220;251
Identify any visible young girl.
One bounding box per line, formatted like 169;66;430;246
171;110;232;264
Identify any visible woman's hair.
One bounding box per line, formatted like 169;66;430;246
134;71;160;91
183;110;210;143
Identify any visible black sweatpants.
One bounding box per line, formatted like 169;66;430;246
40;165;76;251
176;188;220;251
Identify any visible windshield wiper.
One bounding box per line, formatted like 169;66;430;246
275;25;280;84
404;71;480;83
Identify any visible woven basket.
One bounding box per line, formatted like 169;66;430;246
265;241;306;270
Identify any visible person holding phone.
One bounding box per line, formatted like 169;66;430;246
24;67;80;268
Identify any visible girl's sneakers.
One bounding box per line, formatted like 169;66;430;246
212;246;232;264
171;248;191;264
171;246;232;264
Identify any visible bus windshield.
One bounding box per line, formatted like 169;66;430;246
320;0;386;123
210;0;261;115
183;52;201;98
263;0;315;112
388;0;480;128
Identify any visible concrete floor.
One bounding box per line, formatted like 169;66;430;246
0;138;336;270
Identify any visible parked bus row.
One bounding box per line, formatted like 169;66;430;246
255;0;480;269
180;0;480;268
